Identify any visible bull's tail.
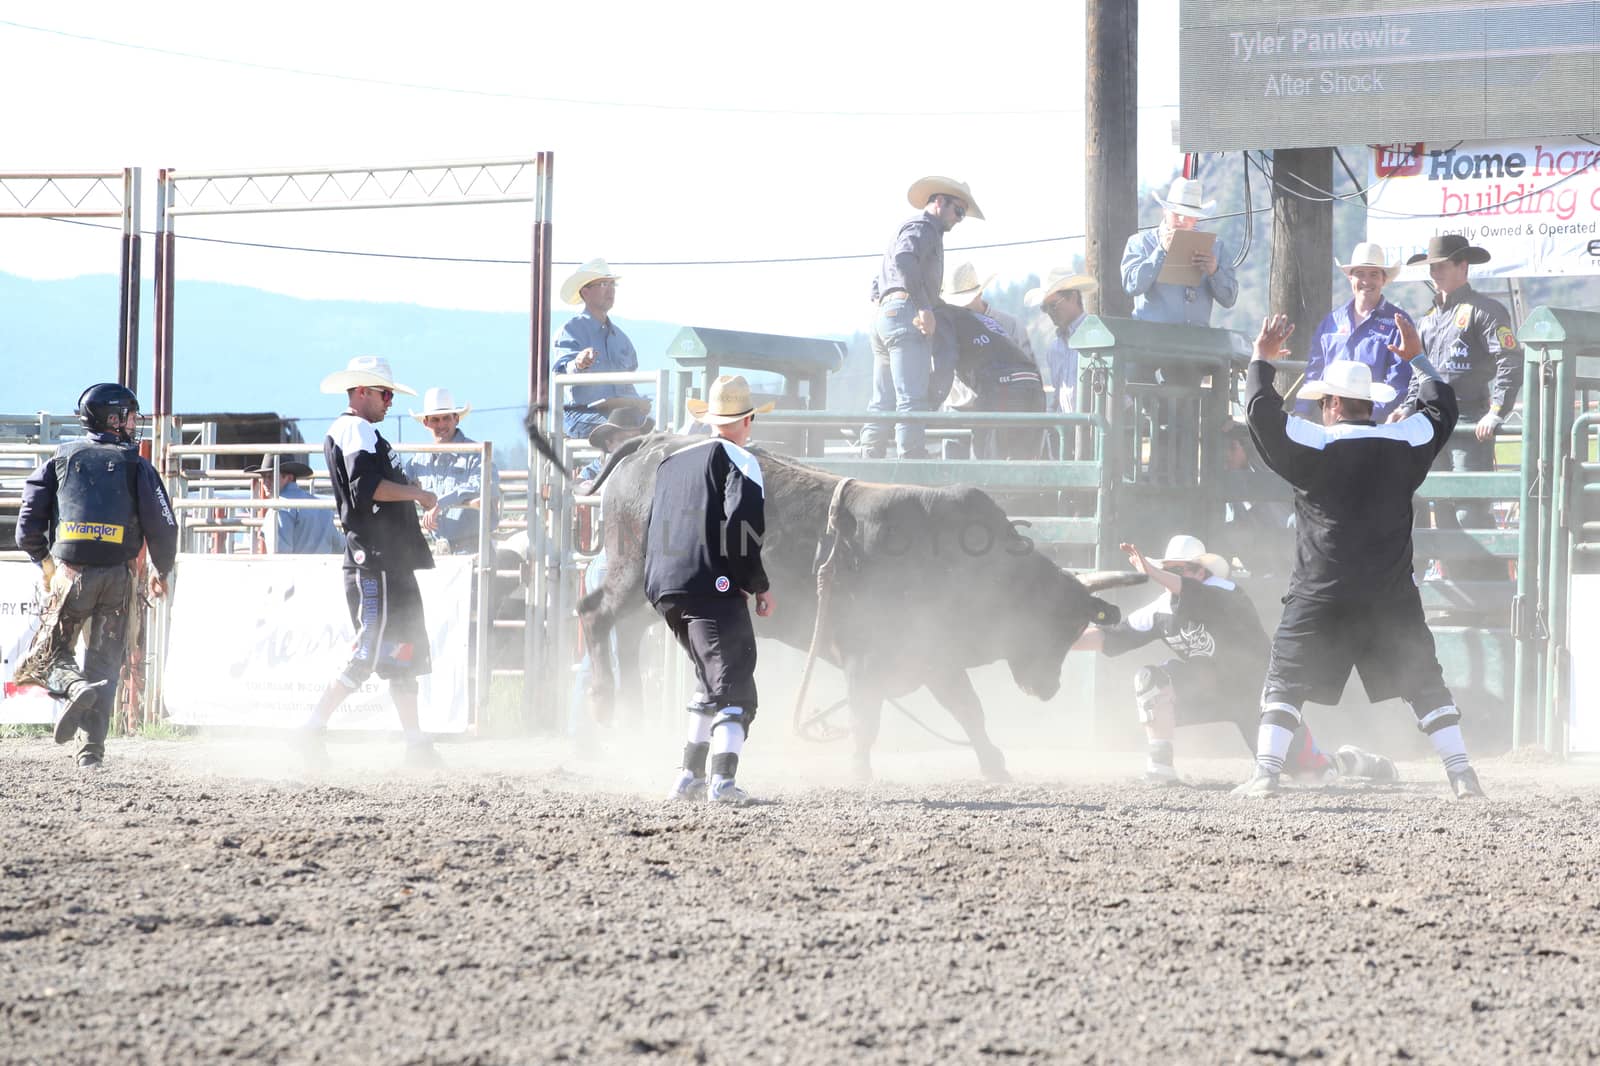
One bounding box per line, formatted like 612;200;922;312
584;434;651;494
522;405;570;480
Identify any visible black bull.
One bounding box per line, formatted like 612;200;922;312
574;433;1140;781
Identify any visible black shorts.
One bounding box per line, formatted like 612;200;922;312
340;567;432;685
1263;590;1451;709
1165;658;1263;741
654;594;758;717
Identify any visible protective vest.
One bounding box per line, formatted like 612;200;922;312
51;439;142;566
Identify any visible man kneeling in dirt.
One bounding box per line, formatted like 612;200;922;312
1074;535;1395;786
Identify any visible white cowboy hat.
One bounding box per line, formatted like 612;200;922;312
560;258;622;305
943;262;995;300
1152;534;1230;580
685;374;776;426
1298;360;1398;405
1153;178;1215;218
410;386;471;423
319;355;416;396
1025;272;1099;308
1338;241;1403;283
908;175;985;220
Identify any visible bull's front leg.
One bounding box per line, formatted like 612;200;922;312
926;670;1010;782
844;660;883;783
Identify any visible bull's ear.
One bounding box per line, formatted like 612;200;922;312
1092;603;1121;626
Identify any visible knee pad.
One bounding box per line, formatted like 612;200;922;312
1133;666;1172;724
713;704;756;737
687;697;715;717
1413;703;1460;735
389;676;419;696
1260;700;1304;731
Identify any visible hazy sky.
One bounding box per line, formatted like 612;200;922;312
0;0;1186;338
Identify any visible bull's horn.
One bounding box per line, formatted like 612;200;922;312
1069;569;1148;592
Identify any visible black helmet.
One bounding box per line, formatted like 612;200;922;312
76;383;140;439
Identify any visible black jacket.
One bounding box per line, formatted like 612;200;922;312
645;438;769;604
1101;575;1270;679
325;412;433;573
1399;284;1520;420
1247;360;1457;601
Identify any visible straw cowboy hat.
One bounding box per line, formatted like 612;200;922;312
1025;271;1099;308
409;387;471;423
1153;177;1215;218
1406;233;1491;266
587;405;653;452
319;355;416;396
560;258;622;305
1338;241;1403;283
908;175;985;220
685;374;776;426
1298;360;1398;405
943;261;995;300
1152;534;1230;581
243;456;314;480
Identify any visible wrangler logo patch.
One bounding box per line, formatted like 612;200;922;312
58;521;125;543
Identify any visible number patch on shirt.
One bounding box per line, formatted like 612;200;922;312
1496;324;1517;350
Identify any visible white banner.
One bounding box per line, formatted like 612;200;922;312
0;561;54;724
1568;574;1600;753
1366;140;1600;278
164;554;474;733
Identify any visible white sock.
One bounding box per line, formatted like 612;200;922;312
686;712;713;745
1255;723;1295;775
711;717;746;758
1427;723;1471;774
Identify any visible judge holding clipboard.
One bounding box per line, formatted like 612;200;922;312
1120;177;1239;332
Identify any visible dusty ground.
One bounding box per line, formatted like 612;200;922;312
3;730;1600;1065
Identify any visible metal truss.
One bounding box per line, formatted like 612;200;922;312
164;159;542;216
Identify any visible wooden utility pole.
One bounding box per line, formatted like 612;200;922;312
1085;0;1137;318
1269;148;1334;357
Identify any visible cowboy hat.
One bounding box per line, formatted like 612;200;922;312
685;374;776;426
1152;534;1230;580
409;386;471;423
1298;360;1398;405
1153;177;1215;218
560;258;622;305
1338;241;1403;282
587;406;653;452
1405;234;1491;266
908;175;985;220
319;355;416;396
585;395;654;416
243;456;315;480
943;262;995;301
1026;272;1099;308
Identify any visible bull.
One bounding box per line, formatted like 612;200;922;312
574;433;1139;781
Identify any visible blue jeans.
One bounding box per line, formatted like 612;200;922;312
861;294;935;457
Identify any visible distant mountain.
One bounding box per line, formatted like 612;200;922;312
0;272;729;464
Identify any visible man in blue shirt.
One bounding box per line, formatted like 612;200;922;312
1121;178;1238;328
861;175;982;459
1296;242;1412;422
401;387;490;557
553;258;647;443
245;456;343;555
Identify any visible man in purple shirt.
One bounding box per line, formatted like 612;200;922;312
860;176;982;459
1296;242;1413;422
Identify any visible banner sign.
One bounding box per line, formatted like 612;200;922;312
1180;0;1600;151
0;562;53;725
1366;140;1600;279
164;554;473;733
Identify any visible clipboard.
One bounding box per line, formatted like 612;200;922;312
1156;229;1216;288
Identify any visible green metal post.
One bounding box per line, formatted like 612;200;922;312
1512;343;1544;749
1543;345;1574;752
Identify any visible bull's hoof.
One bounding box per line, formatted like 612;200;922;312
979;753;1012;783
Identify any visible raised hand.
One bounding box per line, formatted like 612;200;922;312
1386;314;1423;361
1253;315;1295;361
